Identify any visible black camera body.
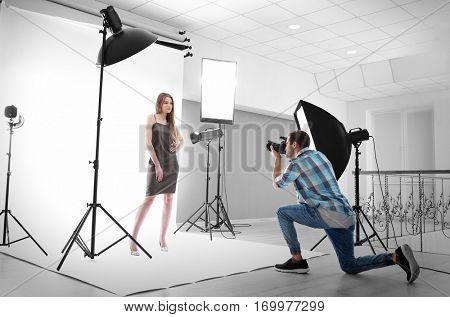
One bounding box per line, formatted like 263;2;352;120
266;136;287;155
4;105;17;119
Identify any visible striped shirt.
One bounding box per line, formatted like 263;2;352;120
275;147;355;227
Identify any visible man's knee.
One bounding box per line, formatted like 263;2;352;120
276;207;287;218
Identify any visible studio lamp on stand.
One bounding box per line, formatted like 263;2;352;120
293;100;388;254
1;105;47;255
57;6;157;271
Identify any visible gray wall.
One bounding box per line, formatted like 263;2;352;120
176;99;298;222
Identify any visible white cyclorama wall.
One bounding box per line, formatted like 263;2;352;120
346;89;450;202
0;5;184;256
183;33;351;197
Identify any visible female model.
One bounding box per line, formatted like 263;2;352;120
130;92;183;254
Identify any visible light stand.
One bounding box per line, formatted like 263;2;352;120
209;124;234;234
310;139;388;254
175;126;235;239
174;139;213;239
57;7;157;270
1;118;47;255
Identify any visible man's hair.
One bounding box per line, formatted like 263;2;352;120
288;130;310;149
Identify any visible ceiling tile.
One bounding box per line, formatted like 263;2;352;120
242;26;286;42
346;53;386;64
221;34;258;48
409;84;447;93
98;0;147;11
214;0;272;13
285;58;315;68
377;46;415;59
270;17;320;34
216;15;263;33
361;7;414;27
294;28;338;43
186;4;237;24
315;37;355;50
244;5;296;25
244;43;279;55
303;64;330;73
265;36;306;50
326;18;374;35
194;25;234;40
315;70;339;93
164;15;208;31
345;29;391;44
423;10;450;28
266;51;298;62
383;88;415;96
329;0;354;4
131;2;179;21
341;0;397;16
346;87;377;95
303;6;355;26
289;44;325;57
245;43;279;55
332;44;371;58
372;82;406;90
305;52;341;63
361;38;405;50
277;0;334;15
321;59;354;68
151;0;209;13
380;19;428;36
398;29;441;45
431;74;450;85
401;0;450;18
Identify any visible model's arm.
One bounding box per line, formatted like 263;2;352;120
146;115;163;181
170;127;184;152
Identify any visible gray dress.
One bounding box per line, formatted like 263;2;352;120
146;115;179;196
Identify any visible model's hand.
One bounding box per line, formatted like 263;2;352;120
155;165;164;182
270;145;281;160
169;141;177;153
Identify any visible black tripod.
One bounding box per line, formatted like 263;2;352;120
311;141;387;254
0;119;47;255
57;22;151;271
175;128;234;239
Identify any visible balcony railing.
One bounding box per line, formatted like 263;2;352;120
357;170;450;252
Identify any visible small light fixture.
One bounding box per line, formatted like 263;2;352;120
288;24;301;30
347;50;357;55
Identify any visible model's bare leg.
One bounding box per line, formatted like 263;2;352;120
130;195;155;251
159;193;173;250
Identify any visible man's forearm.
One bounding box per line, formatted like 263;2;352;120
272;157;281;183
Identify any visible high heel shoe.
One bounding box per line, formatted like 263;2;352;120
130;249;140;256
159;241;168;252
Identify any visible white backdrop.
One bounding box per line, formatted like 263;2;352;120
0;3;184;262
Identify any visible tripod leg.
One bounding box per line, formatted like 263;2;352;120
359;210;388;251
98;205;152;259
62;206;92;253
57;207;93;271
7;212;47;256
185;204;209;232
218;198;235;235
355;212;376;254
174;203;206;234
310;235;327;251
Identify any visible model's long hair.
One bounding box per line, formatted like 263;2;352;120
155;92;177;143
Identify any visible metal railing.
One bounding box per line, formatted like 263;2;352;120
357;170;450;252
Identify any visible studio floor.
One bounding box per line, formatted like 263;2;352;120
1;219;449;297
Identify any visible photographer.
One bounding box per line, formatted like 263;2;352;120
270;130;419;283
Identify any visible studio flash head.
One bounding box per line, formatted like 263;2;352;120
4;105;17;119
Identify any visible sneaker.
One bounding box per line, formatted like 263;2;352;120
275;258;310;274
395;244;420;283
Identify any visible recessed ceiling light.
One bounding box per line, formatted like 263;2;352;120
347;50;357;55
288;24;301;30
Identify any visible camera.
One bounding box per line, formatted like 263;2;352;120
266;136;287;155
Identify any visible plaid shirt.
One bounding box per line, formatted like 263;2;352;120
275;147;354;216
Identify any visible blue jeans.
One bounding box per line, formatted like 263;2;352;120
277;203;394;274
